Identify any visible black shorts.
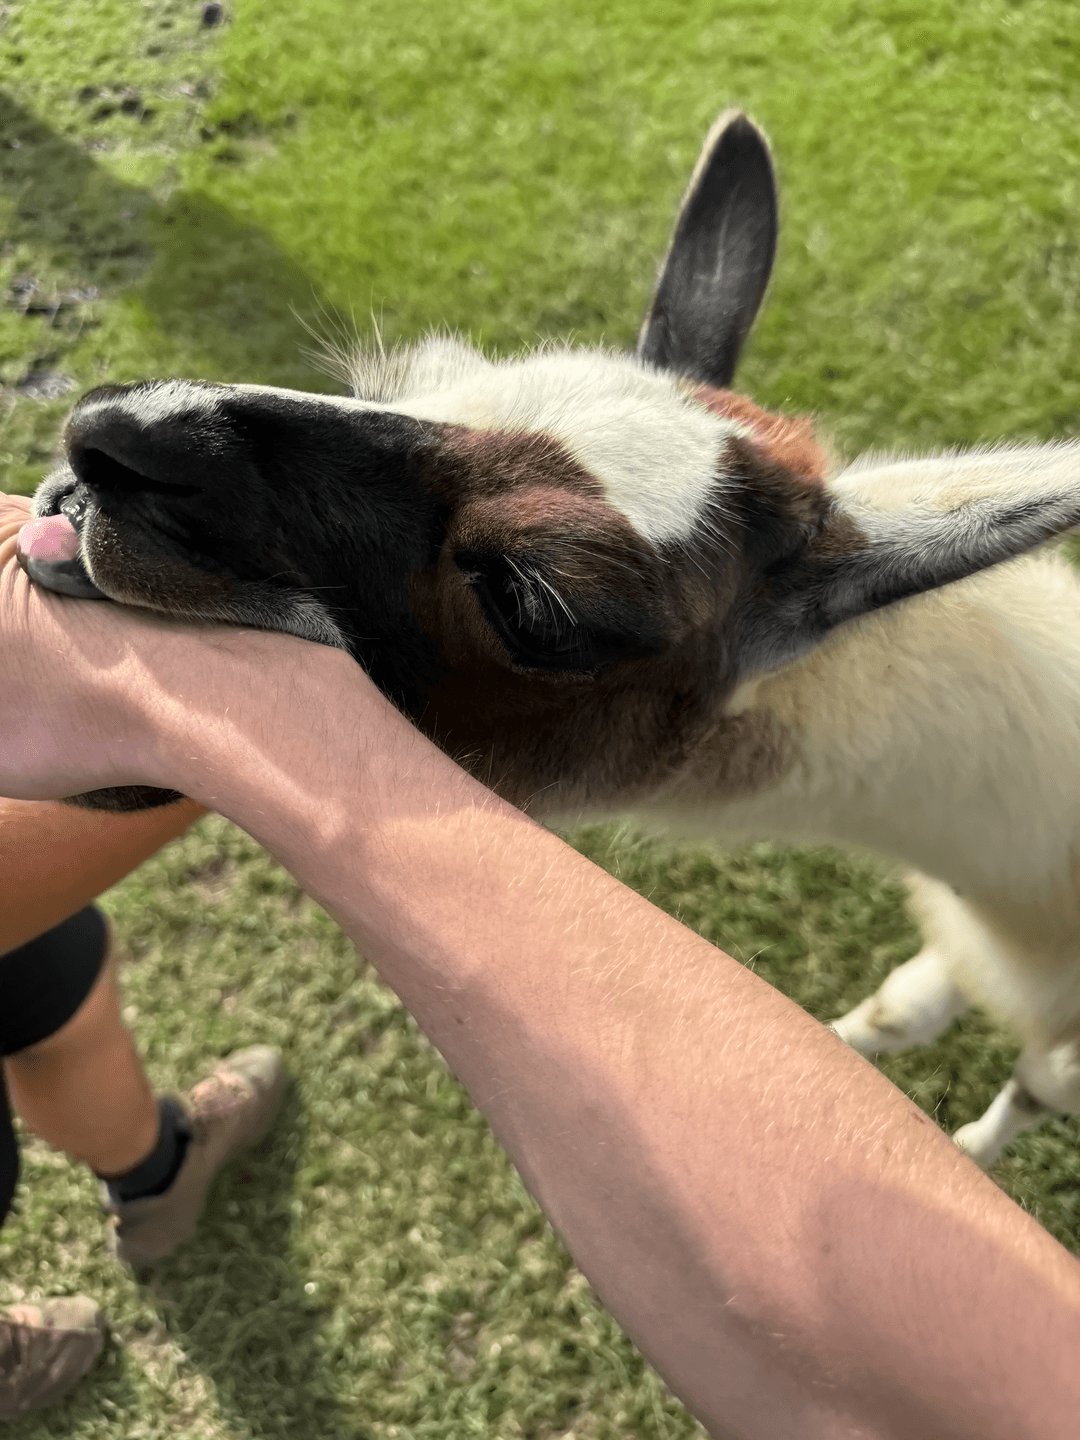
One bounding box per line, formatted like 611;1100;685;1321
0;905;109;1225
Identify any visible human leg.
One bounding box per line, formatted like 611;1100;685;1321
0;906;286;1419
1;1081;104;1422
2;905;287;1262
0;907;118;1422
0;796;203;956
0;794;284;1418
0;794;204;1194
3;909;158;1176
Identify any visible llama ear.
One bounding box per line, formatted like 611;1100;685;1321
457;549;668;674
638;110;777;387
729;443;1080;679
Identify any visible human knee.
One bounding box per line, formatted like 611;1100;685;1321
5;959;122;1075
0;905;113;1066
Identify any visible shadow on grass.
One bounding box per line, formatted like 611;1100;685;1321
146;1084;357;1440
0;90;339;389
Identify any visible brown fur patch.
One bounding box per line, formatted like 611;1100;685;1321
422;426;607;506
401;431;808;814
454;484;640;548
694;385;829;483
665;707;791;804
394;405;865;814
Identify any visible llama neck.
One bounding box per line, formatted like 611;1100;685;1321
666;558;1080;905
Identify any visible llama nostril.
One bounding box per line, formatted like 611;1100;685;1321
69;444;202;498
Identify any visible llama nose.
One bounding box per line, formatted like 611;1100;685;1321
65;385;217;497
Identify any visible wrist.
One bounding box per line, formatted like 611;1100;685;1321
136;626;376;817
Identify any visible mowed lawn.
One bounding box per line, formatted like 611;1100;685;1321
2;2;1079;1436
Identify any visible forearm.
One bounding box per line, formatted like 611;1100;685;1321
149;633;1080;1440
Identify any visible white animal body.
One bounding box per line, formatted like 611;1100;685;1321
634;526;1080;1165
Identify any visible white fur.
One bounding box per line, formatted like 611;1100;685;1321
836;439;1080;504
952;1080;1048;1167
829;947;968;1053
73;379;224;430
632;506;1080;1166
346;334;496;401
227;382;372;413
834;443;1080;548
696;556;1080;900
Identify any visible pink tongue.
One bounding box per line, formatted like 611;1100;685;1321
16;514;82;565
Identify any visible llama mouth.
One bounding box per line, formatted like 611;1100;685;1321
15;508;108;600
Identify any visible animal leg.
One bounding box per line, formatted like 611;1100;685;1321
829;946;968;1057
951;1079;1051;1169
954;1040;1080;1168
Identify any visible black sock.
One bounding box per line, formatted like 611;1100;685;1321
98;1096;192;1204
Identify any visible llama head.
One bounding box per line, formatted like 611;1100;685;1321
22;111;1080;810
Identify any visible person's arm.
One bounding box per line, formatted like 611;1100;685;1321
3;494;1078;1439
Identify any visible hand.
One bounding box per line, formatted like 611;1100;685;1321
0;491;158;800
1;491;361;809
0;491;30;544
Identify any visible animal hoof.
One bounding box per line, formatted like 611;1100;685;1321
827;1001;885;1058
952;1122;997;1170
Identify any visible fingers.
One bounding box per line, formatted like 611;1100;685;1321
0;490;123;799
0;492;32;550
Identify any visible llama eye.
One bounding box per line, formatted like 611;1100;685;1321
456;550;586;667
514;580;551;629
454;547;662;675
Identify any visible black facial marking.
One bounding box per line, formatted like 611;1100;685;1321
62;384;453;715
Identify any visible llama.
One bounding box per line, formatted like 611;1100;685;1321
18;111;1080;1168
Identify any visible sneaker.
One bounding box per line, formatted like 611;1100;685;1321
105;1045;287;1267
0;1296;105;1420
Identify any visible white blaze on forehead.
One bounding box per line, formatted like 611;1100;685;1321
227;382;372;410
390;350;743;546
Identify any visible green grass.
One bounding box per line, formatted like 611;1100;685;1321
2;0;1080;1435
